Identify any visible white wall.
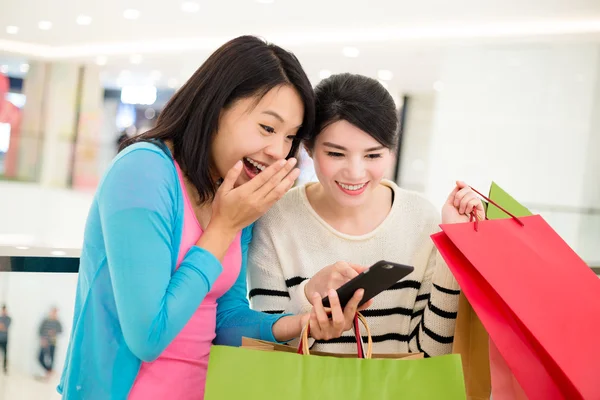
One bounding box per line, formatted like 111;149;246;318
0;272;77;377
398;92;437;193
0;182;93;250
424;43;600;261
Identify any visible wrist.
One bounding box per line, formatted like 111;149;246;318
272;314;306;342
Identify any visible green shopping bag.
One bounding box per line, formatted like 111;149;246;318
487;182;533;219
205;315;466;399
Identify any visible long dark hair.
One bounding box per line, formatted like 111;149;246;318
122;35;315;203
307;73;398;150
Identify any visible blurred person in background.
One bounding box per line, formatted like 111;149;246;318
59;36;366;400
38;307;63;380
249;73;484;357
0;304;11;374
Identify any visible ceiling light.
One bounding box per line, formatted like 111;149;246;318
342;46;360;58
38;21;52;30
76;15;92;26
95;56;107;66
319;69;332;79
433;81;445;92
20;63;29;73
181;1;200;12
0;65;8;74
51;250;66;256
150;70;162;80
6;26;19;35
378;80;389;89
377;69;393;81
130;54;143;64
121;86;157;105
145;108;156;119
167;78;178;89
15;246;29;250
123;9;140;20
256;0;275;3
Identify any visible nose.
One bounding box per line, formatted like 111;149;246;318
346;156;366;180
264;135;292;160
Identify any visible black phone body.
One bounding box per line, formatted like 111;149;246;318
321;260;414;309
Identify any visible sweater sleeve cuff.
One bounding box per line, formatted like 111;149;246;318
183;246;223;288
284;279;313;315
432;252;460;292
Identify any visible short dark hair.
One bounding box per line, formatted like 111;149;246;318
307;73;398;150
122;35;315;203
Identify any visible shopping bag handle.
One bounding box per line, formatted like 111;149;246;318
469;186;525;230
297;313;373;359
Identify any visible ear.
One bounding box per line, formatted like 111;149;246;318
303;143;313;158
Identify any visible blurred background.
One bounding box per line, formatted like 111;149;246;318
1;0;599;398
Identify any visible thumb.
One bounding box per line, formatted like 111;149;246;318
349;263;369;274
220;161;243;193
445;185;460;205
339;265;360;280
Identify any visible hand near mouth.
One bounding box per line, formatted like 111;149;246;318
210;157;300;235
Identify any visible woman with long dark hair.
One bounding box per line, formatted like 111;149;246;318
59;36;365;400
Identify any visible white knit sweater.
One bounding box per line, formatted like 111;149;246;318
248;180;460;357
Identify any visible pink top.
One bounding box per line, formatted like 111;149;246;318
128;161;242;400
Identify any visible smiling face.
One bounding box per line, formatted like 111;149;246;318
309;119;394;208
210;84;305;187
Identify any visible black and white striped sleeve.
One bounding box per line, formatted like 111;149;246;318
247;221;313;316
408;249;460;357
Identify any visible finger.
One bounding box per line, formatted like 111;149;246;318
308;311;322;339
445;186;460;205
262;166;300;204
343;289;364;322
311;293;332;340
219;160;243;193
348;263;369;274
357;299;374;311
455;180;469;189
339;265;360;281
453;187;472;208
242;158;288;193
254;158;298;198
459;193;476;214
327;289;345;336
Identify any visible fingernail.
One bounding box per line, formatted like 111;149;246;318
357;289;365;297
234;160;242;169
288;158;297;166
329;289;338;298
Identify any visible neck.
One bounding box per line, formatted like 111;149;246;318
307;181;393;234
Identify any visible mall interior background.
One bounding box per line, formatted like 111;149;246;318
1;0;600;398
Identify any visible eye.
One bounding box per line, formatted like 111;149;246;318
260;124;275;134
326;152;344;158
286;135;297;141
366;154;383;159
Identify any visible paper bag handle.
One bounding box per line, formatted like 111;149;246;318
297;312;373;359
468;186;525;231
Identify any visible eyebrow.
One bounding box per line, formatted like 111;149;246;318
261;110;303;129
322;142;386;152
262;110;284;123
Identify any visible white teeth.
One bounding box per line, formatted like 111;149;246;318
338;182;366;191
245;157;266;171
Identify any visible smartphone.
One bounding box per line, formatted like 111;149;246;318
321;260;414;309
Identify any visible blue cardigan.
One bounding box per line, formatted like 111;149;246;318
58;142;284;399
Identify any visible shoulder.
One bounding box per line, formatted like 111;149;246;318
254;185;307;233
97;142;178;203
384;180;441;225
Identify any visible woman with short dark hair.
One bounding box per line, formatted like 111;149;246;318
249;73;484;357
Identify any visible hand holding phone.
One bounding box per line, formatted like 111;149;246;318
322;261;414;309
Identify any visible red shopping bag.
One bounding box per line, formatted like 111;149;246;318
431;189;600;400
